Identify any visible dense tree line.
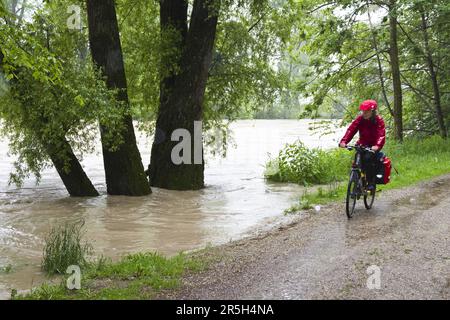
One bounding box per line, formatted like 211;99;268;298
293;0;449;140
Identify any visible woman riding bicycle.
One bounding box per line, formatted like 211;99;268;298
339;100;386;191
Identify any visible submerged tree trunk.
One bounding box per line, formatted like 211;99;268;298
149;0;220;190
0;48;99;197
388;0;403;141
86;0;151;196
45;141;99;197
420;12;447;139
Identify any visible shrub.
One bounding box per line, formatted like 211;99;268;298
264;140;351;185
42;220;93;275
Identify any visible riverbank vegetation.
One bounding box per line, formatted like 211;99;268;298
266;135;450;211
14;220;210;300
264;141;350;185
14;251;206;300
42;220;93;275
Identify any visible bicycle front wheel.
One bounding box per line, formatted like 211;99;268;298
346;172;358;219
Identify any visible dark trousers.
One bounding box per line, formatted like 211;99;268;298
362;151;384;185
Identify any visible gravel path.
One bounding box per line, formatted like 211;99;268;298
160;174;450;300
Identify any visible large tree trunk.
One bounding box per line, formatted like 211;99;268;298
0;48;99;197
366;1;394;117
159;0;188;108
388;0;403;141
149;0;220;190
420;12;447;139
86;0;151;196
45;141;99;197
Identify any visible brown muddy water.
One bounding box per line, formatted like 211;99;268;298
0;119;344;298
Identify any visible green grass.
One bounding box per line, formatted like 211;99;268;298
0;264;13;274
281;135;450;212
15;252;207;300
16;220;210;300
42;220;93;275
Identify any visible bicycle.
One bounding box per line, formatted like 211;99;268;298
345;145;377;219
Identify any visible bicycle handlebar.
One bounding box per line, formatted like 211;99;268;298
345;145;375;154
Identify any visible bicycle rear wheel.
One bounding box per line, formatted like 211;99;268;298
346;172;358;219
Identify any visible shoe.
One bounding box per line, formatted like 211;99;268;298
367;184;376;192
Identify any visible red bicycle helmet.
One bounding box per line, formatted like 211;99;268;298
359;100;378;111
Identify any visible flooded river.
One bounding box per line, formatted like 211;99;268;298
0;119;344;298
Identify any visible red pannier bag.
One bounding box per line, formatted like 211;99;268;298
383;157;392;184
376;156;392;184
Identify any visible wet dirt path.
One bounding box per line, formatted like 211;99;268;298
160;174;450;299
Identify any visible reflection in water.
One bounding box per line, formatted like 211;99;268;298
0;119;344;298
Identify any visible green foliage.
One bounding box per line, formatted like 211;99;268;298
0;1;127;186
42;220;93;275
88;252;203;288
0;264;13;274
17;251;206;300
204;1;292;124
265;140;351;185
289;0;450;136
116;0;160;130
116;0;295;133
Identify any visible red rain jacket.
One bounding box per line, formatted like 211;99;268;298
340;115;386;150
